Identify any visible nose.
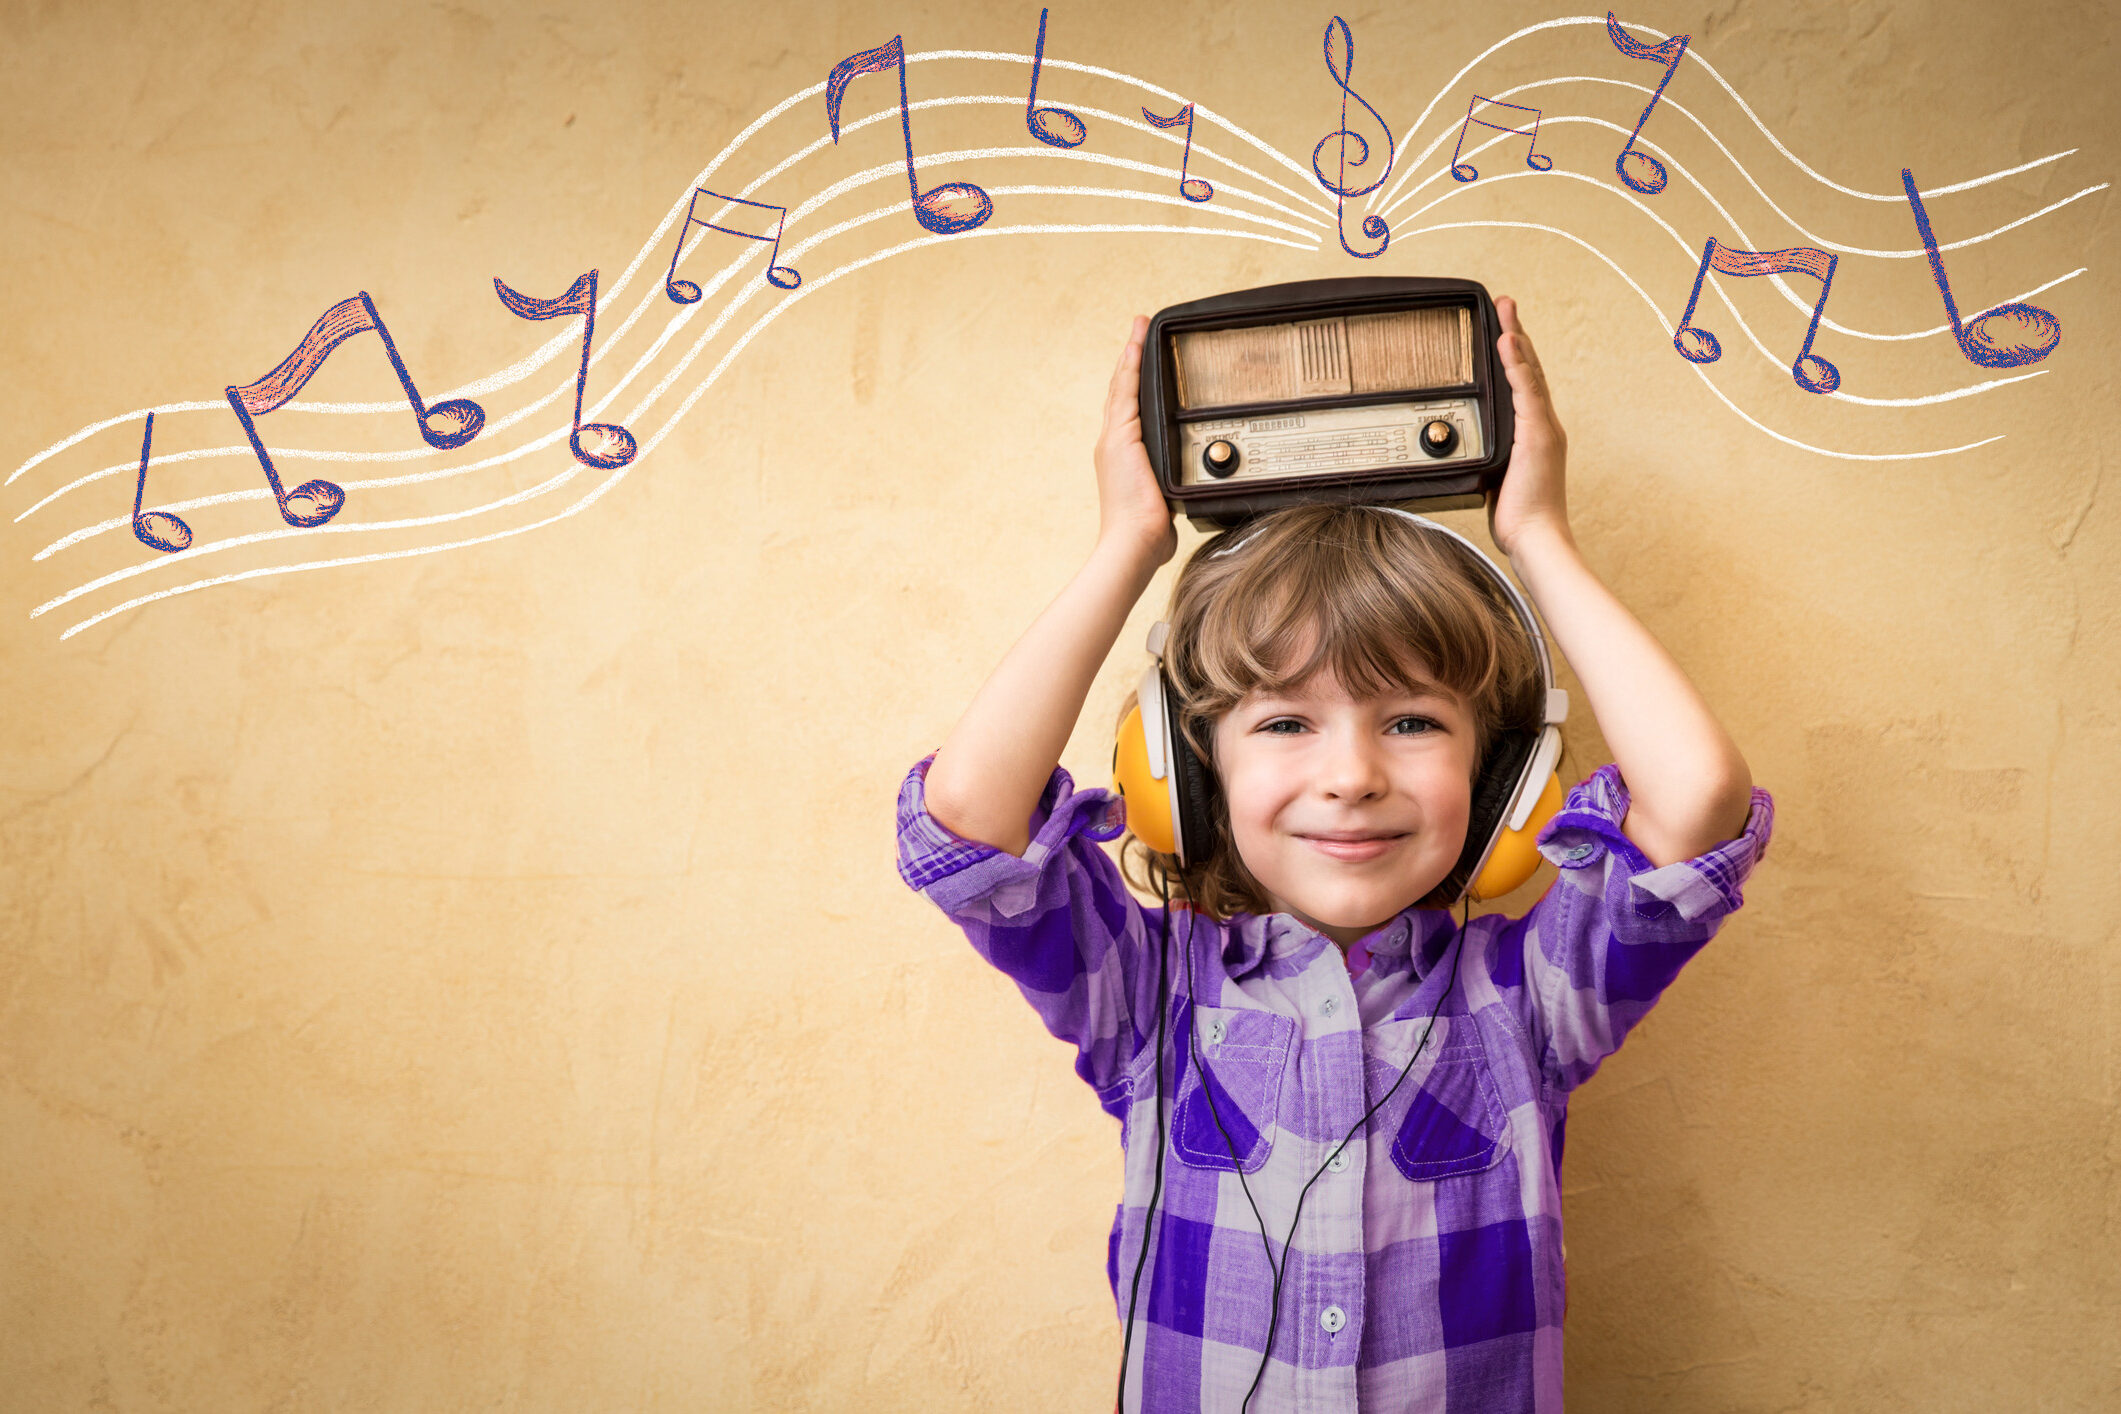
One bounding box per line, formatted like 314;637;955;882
1318;725;1388;802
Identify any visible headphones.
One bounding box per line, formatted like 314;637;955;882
1111;505;1570;905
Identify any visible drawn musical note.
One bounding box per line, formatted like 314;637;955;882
1024;8;1086;149
1605;13;1690;195
227;293;486;529
1141;102;1212;202
662;188;802;304
129;412;192;553
1448;95;1555;183
1311;16;1392;260
494;269;638;471
825;35;993;235
1902;168;2063;368
1672;237;1842;394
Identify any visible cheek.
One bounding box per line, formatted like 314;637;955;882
1414;761;1477;836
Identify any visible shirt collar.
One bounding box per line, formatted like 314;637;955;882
1219;903;1456;979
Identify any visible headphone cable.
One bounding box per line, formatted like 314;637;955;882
1188;899;1472;1412
1115;871;1176;1413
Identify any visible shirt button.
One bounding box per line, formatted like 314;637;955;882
1320;996;1339;1017
1563;843;1595;861
1320;1305;1346;1333
1325;1147;1350;1172
1206;1018;1227;1045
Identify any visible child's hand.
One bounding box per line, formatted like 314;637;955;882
1487;296;1573;560
1094;315;1178;568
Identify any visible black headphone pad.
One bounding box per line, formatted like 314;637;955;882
1445;728;1538;902
1167;703;1220;870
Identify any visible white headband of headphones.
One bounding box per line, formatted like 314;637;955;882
1205;505;1565;725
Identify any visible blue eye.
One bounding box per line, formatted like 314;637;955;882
1389;716;1439;735
1261;719;1305;734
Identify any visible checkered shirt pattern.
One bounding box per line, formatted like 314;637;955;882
896;754;1774;1412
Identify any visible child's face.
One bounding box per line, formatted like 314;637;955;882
1210;656;1477;948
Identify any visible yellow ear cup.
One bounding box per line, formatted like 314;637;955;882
1469;772;1564;902
1112;703;1177;856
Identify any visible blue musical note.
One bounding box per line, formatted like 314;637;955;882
1025;8;1086;149
494;269;638;470
1142;102;1212;202
129;412;193;554
1902;169;2063;368
1672;238;1842;394
826;35;992;235
1311;16;1392;259
226;293;485;530
1605;14;1690;195
663;188;801;304
1448;96;1554;183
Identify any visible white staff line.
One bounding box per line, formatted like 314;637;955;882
19;111;1322;523
918;47;1331;199
44;221;1314;640
1375;77;2110;264
28;175;1319;554
1389;133;2075;392
51;211;1999;641
7;67;1327;496
1397;217;2006;458
49;211;1993;640
585;106;1328;462
1366;15;2079;216
6;21;2080;495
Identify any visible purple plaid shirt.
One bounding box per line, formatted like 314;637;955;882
897;754;1774;1412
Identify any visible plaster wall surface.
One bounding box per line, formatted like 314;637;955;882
1;0;2115;1408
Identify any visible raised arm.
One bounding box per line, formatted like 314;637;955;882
1485;296;1755;867
922;315;1177;857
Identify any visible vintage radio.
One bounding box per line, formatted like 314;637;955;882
1138;276;1513;529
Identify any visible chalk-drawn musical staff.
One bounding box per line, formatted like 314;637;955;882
826;35;993;235
1142;102;1213;202
663;188;802;304
227;293;486;529
1449;95;1555;183
1673;238;1842;394
1902;168;2063;368
1605;13;1690;195
1024;8;1086;149
1312;16;1392;259
129;412;192;553
494;269;638;471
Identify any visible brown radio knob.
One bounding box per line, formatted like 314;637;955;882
1419;419;1458;457
1202;439;1241;477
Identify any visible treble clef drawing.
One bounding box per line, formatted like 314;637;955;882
1311;15;1393;259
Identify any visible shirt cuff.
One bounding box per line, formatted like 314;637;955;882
895;753;1128;918
1535;763;1776;923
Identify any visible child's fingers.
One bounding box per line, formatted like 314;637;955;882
1493;301;1552;412
1105;316;1147;428
1495;298;1540;368
1500;335;1545;400
1108;315;1145;389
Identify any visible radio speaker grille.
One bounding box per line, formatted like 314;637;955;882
1171;306;1473;411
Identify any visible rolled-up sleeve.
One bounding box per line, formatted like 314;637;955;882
896;753;1169;1096
1501;764;1776;1094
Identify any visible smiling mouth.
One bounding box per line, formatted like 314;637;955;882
1301;834;1408;861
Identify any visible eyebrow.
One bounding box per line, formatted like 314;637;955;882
1248;679;1463;709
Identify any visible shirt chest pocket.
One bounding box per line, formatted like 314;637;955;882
1366;1015;1513;1182
1170;1003;1296;1174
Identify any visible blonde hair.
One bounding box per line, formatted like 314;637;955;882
1117;504;1545;917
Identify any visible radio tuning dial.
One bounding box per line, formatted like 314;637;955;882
1419;419;1458;457
1202;439;1241;477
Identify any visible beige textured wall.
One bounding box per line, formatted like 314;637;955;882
3;0;2115;1407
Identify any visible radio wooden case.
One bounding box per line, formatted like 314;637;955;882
1138;277;1513;529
